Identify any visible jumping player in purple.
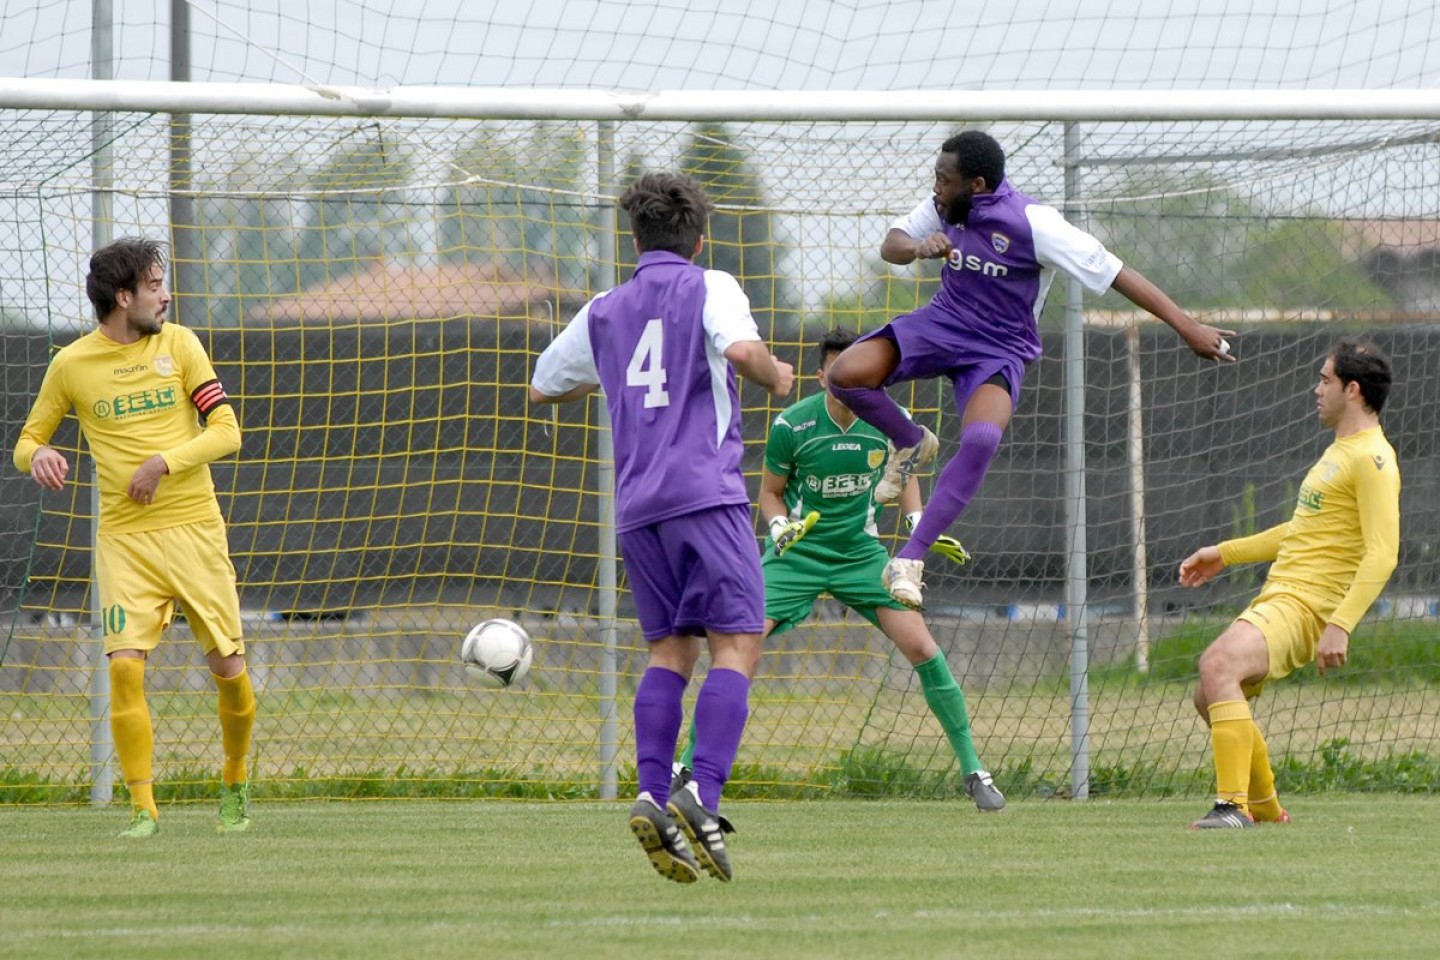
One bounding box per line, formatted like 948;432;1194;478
530;172;794;884
827;130;1237;608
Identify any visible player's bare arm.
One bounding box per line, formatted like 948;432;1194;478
127;454;169;504
1315;624;1351;675
529;382;600;405
1178;545;1226;587
1110;266;1236;363
27;445;70;491
758;466;790;526
880;228;952;265
724;340;795;397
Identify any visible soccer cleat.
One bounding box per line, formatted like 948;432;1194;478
874;426;939;504
628;794;700;884
1255;807;1292;825
118;809;159;839
1189;801;1255;830
217;781;252;834
667;782;733;882
669;765;736;834
963;770;1006;812
882;557;926;609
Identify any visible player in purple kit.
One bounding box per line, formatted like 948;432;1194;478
530;172;794;884
827;130;1238;608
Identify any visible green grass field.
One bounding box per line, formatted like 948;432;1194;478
5;797;1439;960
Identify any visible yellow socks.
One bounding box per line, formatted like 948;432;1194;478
214;668;256;786
1247;720;1285;821
109;657;157;819
1207;699;1254;812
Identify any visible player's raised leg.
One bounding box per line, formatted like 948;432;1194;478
1246;717;1289;824
827;335;938;505
210;651;255;834
877;606;1004;811
176;520;256;835
890;378;1012;610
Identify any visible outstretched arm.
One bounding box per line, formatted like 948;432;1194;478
1110;266;1235;364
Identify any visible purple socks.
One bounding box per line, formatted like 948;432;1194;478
633;666;687;805
828;383;924;449
691;667;751;811
898;420;1003;561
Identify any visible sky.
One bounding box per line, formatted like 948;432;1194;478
4;0;1440;91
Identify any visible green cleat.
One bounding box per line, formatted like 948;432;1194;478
217;782;252;834
118;809;159;839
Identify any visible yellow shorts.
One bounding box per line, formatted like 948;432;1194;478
1236;583;1327;696
95;517;244;657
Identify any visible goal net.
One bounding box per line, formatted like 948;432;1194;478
3;1;1440;804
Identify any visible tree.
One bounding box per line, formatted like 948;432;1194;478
679;123;796;336
190;150;304;325
1236;220;1394;310
1086;172;1394;313
438;123;591;292
810;255;939;334
295;129;413;291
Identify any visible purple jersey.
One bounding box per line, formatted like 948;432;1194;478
531;251;762;533
890;179;1123;363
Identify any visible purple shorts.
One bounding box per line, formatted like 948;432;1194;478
858;303;1026;412
618;502;765;642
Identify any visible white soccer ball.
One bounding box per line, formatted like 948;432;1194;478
460;618;533;688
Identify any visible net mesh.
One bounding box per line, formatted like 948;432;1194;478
3;1;1440;802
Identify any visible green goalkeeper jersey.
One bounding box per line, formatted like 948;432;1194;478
764;391;898;560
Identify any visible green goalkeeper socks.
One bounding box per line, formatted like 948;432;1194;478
679;716;698;770
915;653;984;776
680;656;983;778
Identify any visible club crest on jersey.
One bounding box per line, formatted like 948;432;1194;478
154;355;174;376
990;232;1010;254
867;449;885;469
1373;455;1387;470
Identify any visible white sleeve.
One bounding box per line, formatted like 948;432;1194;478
701;270;761;353
1025;203;1123;295
531;297;600;396
889;196;945;240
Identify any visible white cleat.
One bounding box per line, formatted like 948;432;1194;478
874;426;939;504
882;557;926;609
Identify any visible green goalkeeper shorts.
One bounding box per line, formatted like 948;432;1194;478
761;539;906;637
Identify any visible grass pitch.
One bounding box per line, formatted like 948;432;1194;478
4;796;1439;960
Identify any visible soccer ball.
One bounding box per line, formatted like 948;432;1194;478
460;618;533;688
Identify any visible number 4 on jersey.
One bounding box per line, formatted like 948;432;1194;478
626;318;670;408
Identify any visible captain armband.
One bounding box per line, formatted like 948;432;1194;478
191;379;232;417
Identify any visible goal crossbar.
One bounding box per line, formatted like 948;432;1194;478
8;78;1440;121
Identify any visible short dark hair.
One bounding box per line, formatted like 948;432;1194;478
618;172;713;258
817;327;858;367
940;130;1006;190
86;237;167;319
1329;338;1393;413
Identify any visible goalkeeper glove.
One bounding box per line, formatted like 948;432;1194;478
930;534;972;566
904;512;972;566
769;511;820;556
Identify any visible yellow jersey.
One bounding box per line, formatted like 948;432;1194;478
12;323;241;534
1220;426;1400;633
